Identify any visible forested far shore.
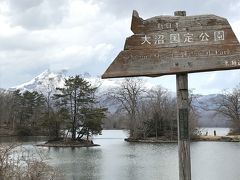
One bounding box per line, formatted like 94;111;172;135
1;76;240;141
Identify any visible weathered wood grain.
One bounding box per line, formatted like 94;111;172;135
127;10;238;49
125;28;238;50
102;10;240;180
176;11;191;180
102;10;240;78
177;73;191;180
102;44;240;78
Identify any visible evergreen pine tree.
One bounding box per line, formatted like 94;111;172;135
54;75;107;140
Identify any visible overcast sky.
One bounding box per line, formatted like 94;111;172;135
0;0;240;94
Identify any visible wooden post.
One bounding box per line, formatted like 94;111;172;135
175;11;191;180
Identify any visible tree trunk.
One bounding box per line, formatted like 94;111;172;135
72;89;77;140
72;123;76;140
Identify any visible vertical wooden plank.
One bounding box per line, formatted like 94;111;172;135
177;73;191;180
175;10;191;180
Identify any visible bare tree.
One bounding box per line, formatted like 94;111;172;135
107;78;145;138
136;87;199;140
150;87;175;138
137;86;177;139
212;86;240;134
188;90;200;137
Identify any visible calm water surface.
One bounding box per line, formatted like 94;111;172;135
1;129;240;180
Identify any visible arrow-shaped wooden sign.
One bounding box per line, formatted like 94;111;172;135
102;10;240;78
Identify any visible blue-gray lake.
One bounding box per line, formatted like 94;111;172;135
1;129;240;180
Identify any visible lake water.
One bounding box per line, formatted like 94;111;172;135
1;129;240;180
198;127;230;136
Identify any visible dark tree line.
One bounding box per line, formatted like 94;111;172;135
0;90;46;135
0;76;107;140
2;76;238;140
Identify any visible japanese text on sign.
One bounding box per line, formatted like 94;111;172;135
141;31;225;45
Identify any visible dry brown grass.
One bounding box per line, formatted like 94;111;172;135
0;143;63;180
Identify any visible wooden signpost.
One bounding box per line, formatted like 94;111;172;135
102;10;240;78
102;10;240;180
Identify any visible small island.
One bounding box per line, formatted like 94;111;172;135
37;138;100;147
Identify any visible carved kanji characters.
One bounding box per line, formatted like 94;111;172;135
199;32;210;41
214;31;224;41
170;34;180;43
141;35;151;45
184;33;194;43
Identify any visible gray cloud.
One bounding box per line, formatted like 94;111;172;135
6;0;68;29
7;0;43;12
99;0;240;21
0;33;54;51
0;0;240;94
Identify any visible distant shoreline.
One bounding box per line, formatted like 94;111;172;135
192;135;240;142
125;135;240;143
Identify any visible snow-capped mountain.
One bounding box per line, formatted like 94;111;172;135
10;69;119;95
10;69;229;127
10;69;66;94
